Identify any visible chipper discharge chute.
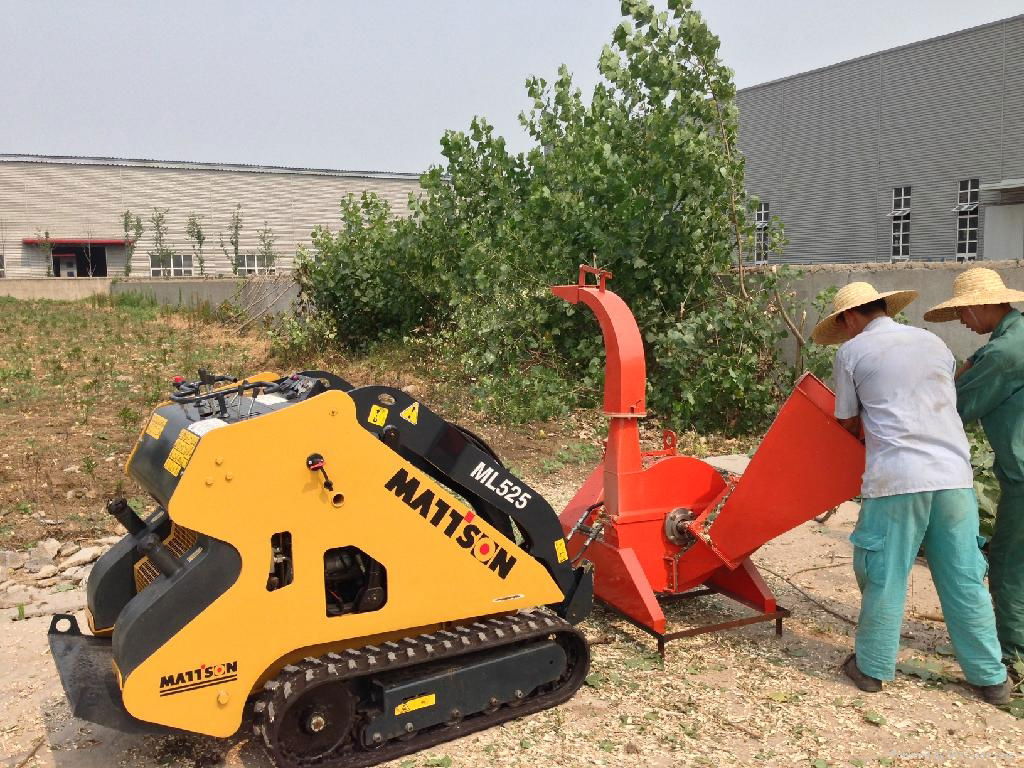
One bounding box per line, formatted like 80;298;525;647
48;370;593;768
553;266;866;652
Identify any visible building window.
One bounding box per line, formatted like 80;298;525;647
238;253;276;275
150;253;194;277
754;202;770;264
954;178;979;261
889;186;911;261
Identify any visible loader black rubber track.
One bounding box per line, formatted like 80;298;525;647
252;609;588;768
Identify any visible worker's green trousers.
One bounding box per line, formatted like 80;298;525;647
991;484;1024;662
851;489;1005;685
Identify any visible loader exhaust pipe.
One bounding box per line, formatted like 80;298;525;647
106;497;147;536
136;534;184;578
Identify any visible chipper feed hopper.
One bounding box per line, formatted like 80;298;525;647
553;266;866;651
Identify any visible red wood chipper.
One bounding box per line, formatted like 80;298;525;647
554;266;866;653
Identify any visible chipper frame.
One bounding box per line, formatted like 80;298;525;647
553;266;866;651
48;370;592;768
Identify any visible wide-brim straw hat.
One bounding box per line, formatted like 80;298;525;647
923;267;1024;322
811;281;918;345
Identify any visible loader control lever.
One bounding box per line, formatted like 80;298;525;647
306;453;334;491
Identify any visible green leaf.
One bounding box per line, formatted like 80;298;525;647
423;757;452;768
585;672;606;689
896;658;951;682
1005;698;1024;719
811;760;829;768
862;711;886;726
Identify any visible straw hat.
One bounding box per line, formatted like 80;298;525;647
923;267;1024;322
811;282;918;345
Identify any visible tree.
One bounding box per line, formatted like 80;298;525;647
219;204;243;275
122;210;143;277
83;230;94;277
297;0;792;432
255;221;277;274
0;218;8;278
148;208;174;277
185;213;207;276
36;230;54;277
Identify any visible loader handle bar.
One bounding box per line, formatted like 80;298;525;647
577;265;613;291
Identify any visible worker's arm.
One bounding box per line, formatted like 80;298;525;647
832;346;862;435
957;343;1015;423
955;359;973;380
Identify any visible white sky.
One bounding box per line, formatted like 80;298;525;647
1;1;1021;173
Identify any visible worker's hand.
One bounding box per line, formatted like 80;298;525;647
837;416;864;441
956;359;973;379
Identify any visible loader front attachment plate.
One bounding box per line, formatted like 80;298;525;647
47;614;170;735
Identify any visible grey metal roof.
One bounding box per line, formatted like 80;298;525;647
0;153;422;181
739;13;1024;93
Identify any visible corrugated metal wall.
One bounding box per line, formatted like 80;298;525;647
738;15;1024;264
0;160;421;278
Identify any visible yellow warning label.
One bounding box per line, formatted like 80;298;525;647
145;413;168;440
554;538;568;563
399;401;420;425
163;458;182;477
368;405;389;427
394;693;435;716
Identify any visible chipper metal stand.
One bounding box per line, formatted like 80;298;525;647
553;266;866;653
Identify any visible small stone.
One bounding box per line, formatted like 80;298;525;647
39;538;61;558
95;536;123;547
57;542;81;558
24;557;54;573
0;580;15;591
0;566;8;583
0;588;32;609
0;551;28;570
400;384;422;397
35;576;59;587
33;589;86;615
59;546;103;570
32;565;59;580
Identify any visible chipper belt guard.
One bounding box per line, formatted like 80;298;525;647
553;266;867;651
49;369;592;768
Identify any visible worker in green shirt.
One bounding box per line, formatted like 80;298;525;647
926;267;1024;678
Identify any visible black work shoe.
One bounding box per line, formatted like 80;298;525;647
841;653;882;693
972;678;1012;707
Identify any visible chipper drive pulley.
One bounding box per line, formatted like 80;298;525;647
48;370;593;768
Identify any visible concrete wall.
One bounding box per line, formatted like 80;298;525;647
782;259;1024;361
111;277;300;318
0;277;111;300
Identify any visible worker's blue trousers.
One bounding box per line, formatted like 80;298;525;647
851;489;1006;686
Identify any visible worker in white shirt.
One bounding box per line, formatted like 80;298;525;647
812;281;1009;705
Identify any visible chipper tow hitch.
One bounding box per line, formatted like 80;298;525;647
553;266;867;654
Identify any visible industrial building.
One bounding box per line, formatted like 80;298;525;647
737;14;1024;265
0;155;421;279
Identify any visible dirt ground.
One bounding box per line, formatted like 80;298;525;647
2;298;1021;768
3;478;1022;768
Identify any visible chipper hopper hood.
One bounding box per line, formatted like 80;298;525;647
553;266;866;650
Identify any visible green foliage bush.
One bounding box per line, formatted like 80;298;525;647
293;0;799;433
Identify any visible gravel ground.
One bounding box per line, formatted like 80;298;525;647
2;465;1022;768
